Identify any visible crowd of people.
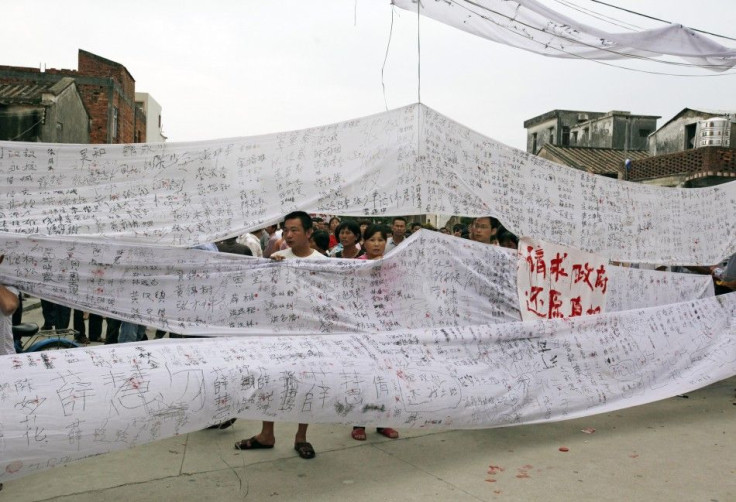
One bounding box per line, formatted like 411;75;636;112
0;211;734;463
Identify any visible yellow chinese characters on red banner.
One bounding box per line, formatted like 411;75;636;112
517;237;609;321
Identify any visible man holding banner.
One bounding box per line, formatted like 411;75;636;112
234;211;326;459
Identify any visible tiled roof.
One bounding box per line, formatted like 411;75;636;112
538;144;650;175
0;77;75;105
0;82;52;104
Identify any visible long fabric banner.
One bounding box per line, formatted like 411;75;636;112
0;231;713;335
0;103;731;483
392;0;736;71
1;104;734;264
1;291;734;482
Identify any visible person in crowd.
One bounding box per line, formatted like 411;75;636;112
0;258;20;356
452;223;468;239
263;224;282;258
40;300;90;344
359;224;390;260
332;220;363;259
328;216;340;250
385;217;407;253
351;224;400;440
73;310;104;342
715;253;736;292
216;236;252;256
118;322;146;343
439;227;450;234
497;229;519;249
358;220;371;244
470;216;500;245
698;252;736;295
410;222;423;234
40;299;69;331
259;225;275;252
237;231;263;257
235;211;326;460
310;229;330;256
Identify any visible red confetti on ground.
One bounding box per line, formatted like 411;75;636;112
487;465;504;474
485;479;497;483
581;427;596;434
494;490;502;495
516;473;530;479
559;447;569;452
629;453;639;458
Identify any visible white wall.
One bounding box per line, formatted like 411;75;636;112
135;92;166;143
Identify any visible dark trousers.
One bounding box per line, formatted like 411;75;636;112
105;318;121;344
40;300;70;330
71;311;104;341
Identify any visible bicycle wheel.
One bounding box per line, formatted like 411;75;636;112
28;339;79;352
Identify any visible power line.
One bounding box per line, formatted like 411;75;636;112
550;0;643;31
588;0;736;42
452;0;736;75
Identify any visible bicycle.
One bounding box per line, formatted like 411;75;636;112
12;323;84;353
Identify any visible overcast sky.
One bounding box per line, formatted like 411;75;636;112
3;0;736;149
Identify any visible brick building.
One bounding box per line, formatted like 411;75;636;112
0;49;145;144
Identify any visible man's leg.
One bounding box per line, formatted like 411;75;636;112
12;292;22;326
73;310;86;338
55;305;71;330
118;322;139;344
234;421;275;449
88;314;103;342
294;423;315;459
295;423;308;443
258;421;276;444
105;318;120;344
136;324;147;341
40;299;56;329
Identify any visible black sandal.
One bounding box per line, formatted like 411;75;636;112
294;441;316;459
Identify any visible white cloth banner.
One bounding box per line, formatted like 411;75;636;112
0;231;713;335
1;292;734;482
392;0;736;71
1;104;735;265
518;237;609;320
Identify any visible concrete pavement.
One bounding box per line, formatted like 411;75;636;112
4;301;736;501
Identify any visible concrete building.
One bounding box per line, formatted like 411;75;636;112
135;92;166;143
524;110;659;155
0;49;146;144
0;77;89;143
648;108;736;156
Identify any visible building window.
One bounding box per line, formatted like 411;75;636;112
572;131;578;144
532;132;537;153
562;126;570;146
158;114;161;128
638;129;652;138
548;127;554;145
112;107;119;141
583;127;589;142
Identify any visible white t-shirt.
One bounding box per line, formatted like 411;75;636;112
0;285;18;356
237;232;264;258
271;248;327;260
